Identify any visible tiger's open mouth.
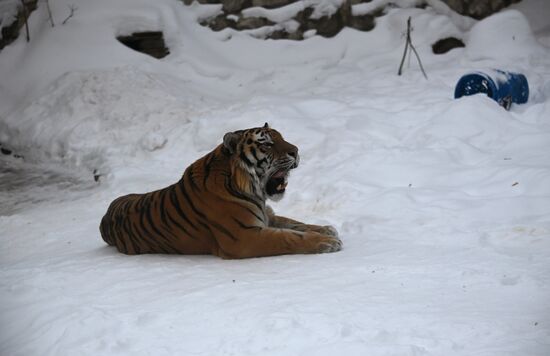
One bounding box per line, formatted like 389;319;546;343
266;169;291;196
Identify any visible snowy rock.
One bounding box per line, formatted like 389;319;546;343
236;16;274;30
0;0;37;50
222;0;249;13
440;0;521;19
349;13;375;31
252;0;291;9
203;14;233;31
194;0;523;40
304;8;342;37
197;0;373;39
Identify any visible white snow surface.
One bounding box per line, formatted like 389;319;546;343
1;0;550;355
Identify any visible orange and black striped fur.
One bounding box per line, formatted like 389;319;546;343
99;123;342;259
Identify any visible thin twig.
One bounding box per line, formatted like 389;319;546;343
45;0;55;27
407;42;412;68
20;0;30;41
397;17;428;79
62;4;77;25
397;32;409;75
409;41;428;79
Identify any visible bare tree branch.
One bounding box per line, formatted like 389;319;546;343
45;0;55;27
397;30;409;76
397;17;428;80
20;0;30;42
409;40;428;80
62;4;77;25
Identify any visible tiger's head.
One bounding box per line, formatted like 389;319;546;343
223;123;299;201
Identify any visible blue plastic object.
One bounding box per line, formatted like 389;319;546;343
454;70;529;110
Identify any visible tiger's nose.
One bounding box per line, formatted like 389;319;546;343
288;149;297;159
287;146;299;168
287;144;298;158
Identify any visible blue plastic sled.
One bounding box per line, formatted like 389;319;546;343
454;70;529;110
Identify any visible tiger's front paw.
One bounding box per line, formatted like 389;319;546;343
306;224;339;238
316;235;342;253
321;225;339;238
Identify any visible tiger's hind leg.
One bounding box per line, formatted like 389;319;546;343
99;194;147;254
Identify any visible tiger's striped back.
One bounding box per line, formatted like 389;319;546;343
100;169;222;255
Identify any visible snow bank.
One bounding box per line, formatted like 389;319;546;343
242;3;305;23
466;10;540;62
0;67;202;174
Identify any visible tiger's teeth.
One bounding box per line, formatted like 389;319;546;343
276;182;288;191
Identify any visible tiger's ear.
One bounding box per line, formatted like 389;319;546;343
223;131;241;154
263;122;269;128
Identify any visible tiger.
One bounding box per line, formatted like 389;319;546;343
99;123;342;259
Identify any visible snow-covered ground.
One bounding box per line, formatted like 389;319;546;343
1;0;550;355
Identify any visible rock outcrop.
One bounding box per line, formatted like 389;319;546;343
0;0;38;51
189;0;521;40
440;0;521;19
